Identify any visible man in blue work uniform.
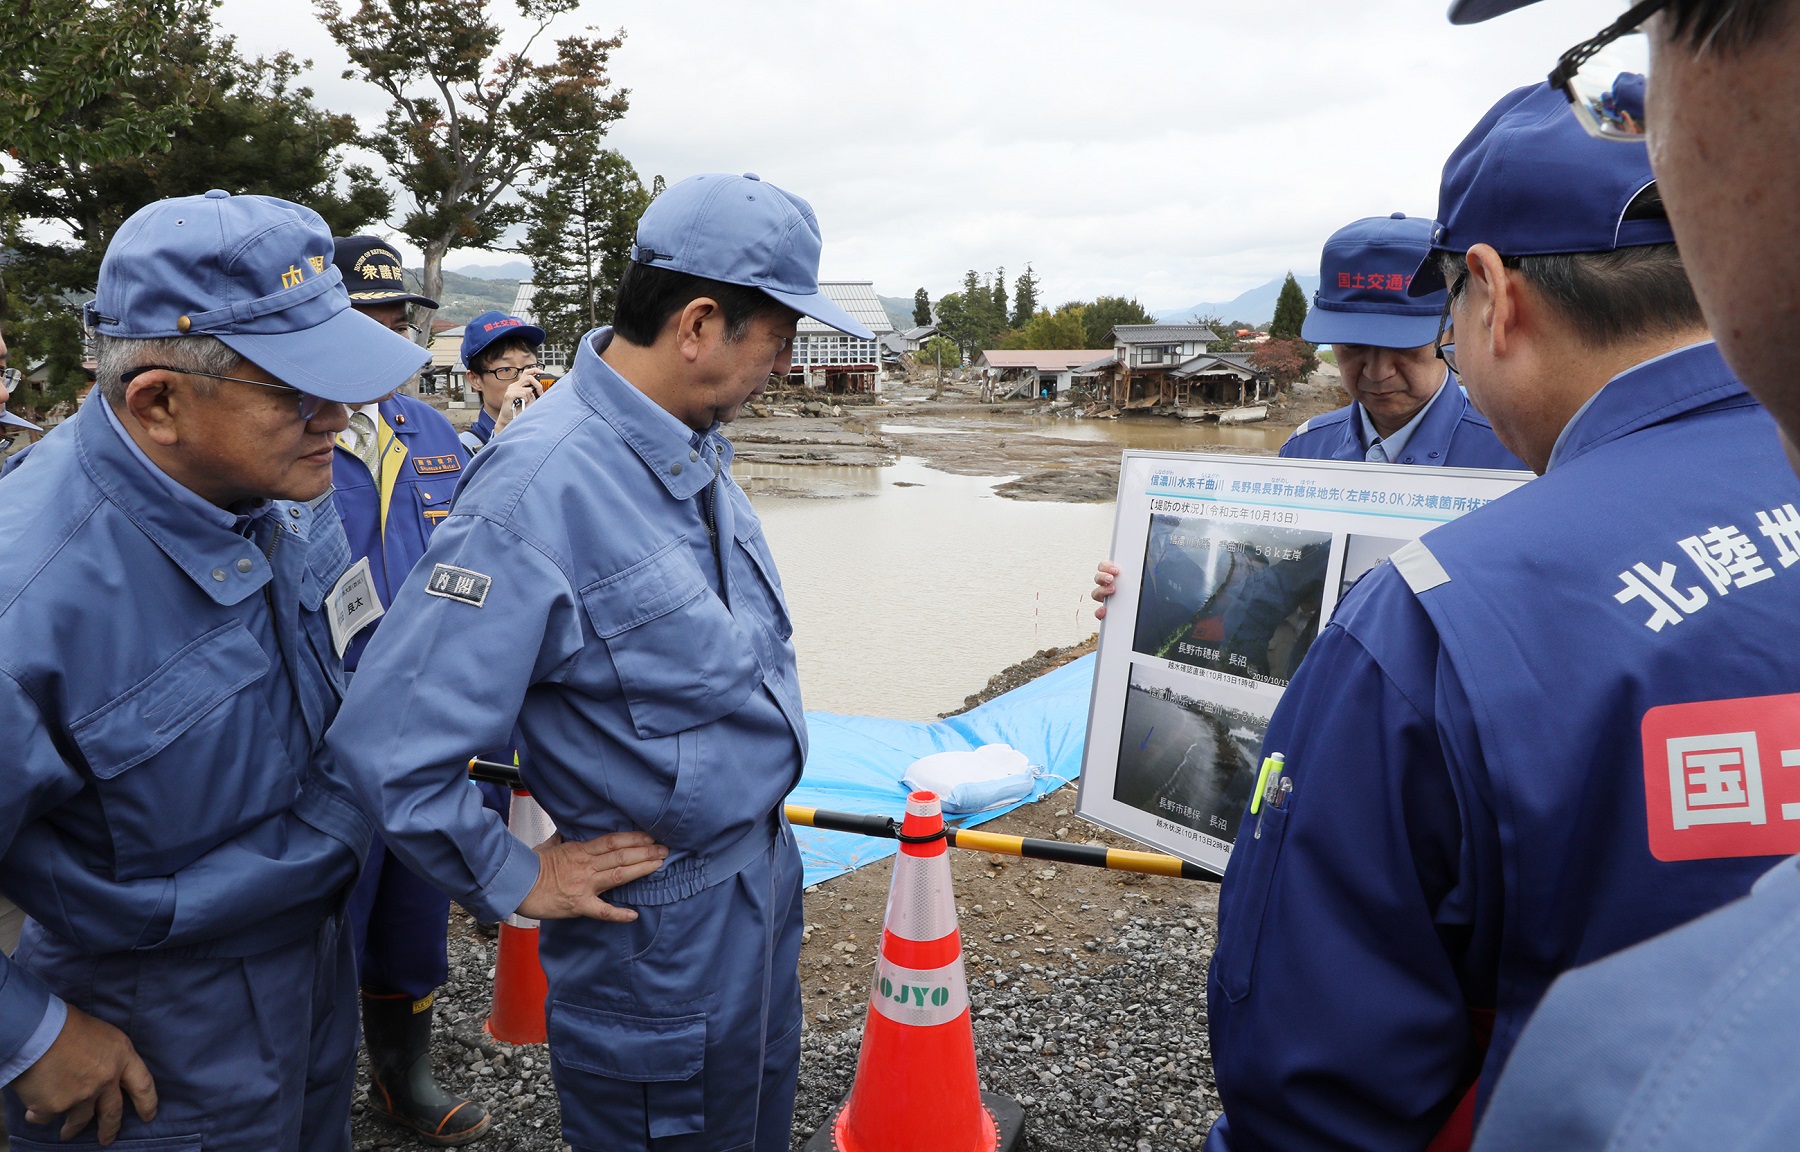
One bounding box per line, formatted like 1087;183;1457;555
456;310;544;454
1400;4;1800;1150
1091;216;1525;627
329;236;493;1145
1281;213;1522;470
1203;82;1800;1152
0;191;432;1148
329;172;871;1151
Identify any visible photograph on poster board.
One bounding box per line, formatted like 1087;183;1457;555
1132;512;1332;688
1337;533;1409;602
1078;450;1535;872
1112;663;1269;844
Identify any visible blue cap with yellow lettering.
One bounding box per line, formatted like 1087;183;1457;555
85;190;429;404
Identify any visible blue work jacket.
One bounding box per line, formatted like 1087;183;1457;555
0;396;369;1082
327;327;808;922
331;394;468;670
1280;380;1524;469
1474;854;1800;1152
458;407;496;455
1206;343;1800;1152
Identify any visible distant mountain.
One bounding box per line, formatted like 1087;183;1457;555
447;259;533;281
878;294;920;332
1156;274;1321;328
407;268;520;326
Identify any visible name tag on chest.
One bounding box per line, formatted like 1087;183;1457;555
327;555;386;658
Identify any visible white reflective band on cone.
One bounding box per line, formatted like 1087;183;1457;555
504;792;555;929
887;850;959;942
868;955;971;1028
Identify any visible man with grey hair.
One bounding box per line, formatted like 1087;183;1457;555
0;190;665;1150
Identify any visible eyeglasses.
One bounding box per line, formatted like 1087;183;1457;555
119;365;334;421
0;368;19;390
472;362;540;382
1433;270;1467;379
1549;0;1664;141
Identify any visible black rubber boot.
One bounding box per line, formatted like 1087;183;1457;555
363;991;493;1146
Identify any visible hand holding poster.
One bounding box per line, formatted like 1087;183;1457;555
1078;450;1532;875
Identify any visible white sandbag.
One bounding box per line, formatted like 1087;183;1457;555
901;743;1039;815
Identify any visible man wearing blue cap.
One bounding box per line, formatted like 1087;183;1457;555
1202;82;1800;1152
329;172;870;1150
328;236;495;1145
0;191;666;1150
0;191;430;1148
1088;215;1522;649
1404;5;1800;1149
457;310;546;453
1282;213;1522;470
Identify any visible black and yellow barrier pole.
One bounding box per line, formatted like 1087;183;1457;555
469;758;1218;883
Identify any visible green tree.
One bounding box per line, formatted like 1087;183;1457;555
991;266;1007;333
937;271;1007;358
3;22;390;391
919;334;960;370
0;0;205;170
1269;272;1309;339
1080;295;1158;347
516;141;648;352
999;305;1088;351
1010;264;1039;328
911;287;931;327
319;0;630;346
651;174;666;199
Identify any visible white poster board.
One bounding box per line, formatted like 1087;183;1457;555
1077;450;1532;876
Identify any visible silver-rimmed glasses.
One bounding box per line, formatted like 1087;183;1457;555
119;365;333;421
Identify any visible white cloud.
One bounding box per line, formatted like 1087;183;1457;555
215;0;1621;311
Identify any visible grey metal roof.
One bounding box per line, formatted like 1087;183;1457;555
901;324;937;341
1168;353;1268;379
511;280;537;321
795;281;895;336
1075;354;1119;374
1109;323;1221;345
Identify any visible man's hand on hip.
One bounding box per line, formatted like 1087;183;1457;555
14;1003;158;1144
519;831;668;922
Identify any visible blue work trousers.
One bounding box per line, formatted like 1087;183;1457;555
2;911;357;1151
542;826;804;1151
348;831;451;1000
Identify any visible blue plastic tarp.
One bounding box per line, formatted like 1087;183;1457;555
792;653;1096;887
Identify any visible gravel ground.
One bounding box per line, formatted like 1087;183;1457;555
353;645;1226;1152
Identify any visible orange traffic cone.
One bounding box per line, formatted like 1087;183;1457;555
484;788;553;1045
807;790;1025;1152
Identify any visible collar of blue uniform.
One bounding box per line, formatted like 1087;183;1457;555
1357;370;1451;460
568;326;733;501
73;395;280;606
1547;341;1743;472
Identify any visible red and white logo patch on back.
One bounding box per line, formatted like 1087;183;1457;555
1642;693;1800;862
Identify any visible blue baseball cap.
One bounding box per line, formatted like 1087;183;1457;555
85;191;429;403
1410;82;1674;296
1301;214;1447;348
461;310;545;368
631;173;875;339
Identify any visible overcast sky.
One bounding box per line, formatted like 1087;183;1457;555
214;0;1621;314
